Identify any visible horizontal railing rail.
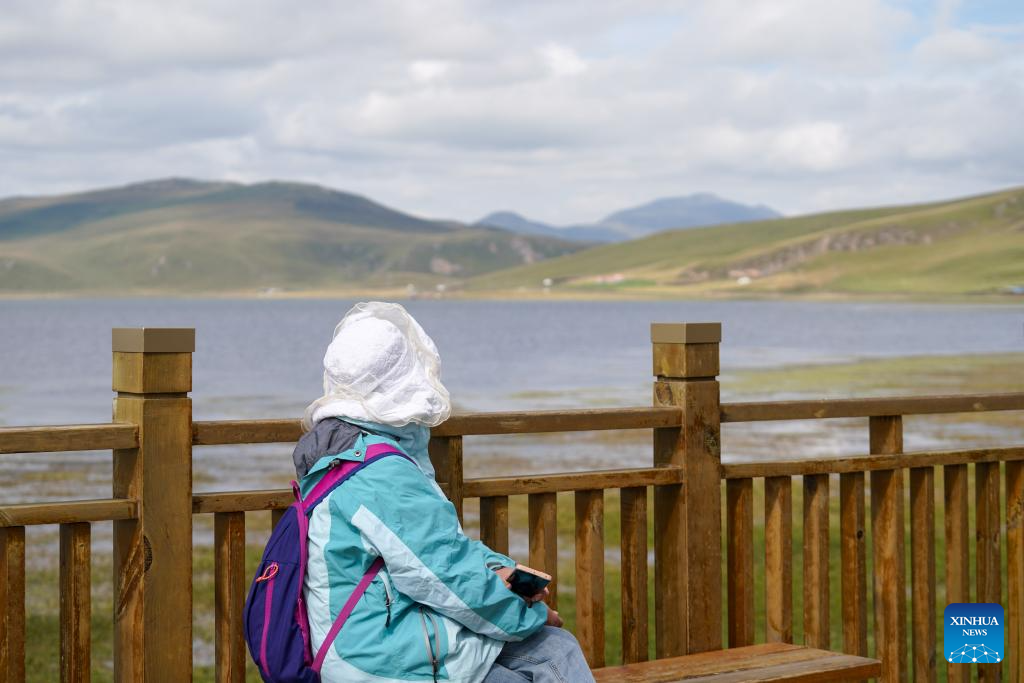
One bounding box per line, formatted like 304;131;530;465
190;392;1024;444
189;466;685;514
0;498;137;527
191;406;686;444
721;391;1024;422
722;445;1024;478
5;391;1020;453
0;423;138;454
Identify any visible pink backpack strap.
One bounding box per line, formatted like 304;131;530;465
303;443;406;511
312;556;385;673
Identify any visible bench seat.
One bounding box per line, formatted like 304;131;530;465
593;643;881;682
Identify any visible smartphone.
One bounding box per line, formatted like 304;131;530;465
507;564;552;598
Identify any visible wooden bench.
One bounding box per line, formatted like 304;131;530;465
593;643;881;682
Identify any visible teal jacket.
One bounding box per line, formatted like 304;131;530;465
297;420;547;682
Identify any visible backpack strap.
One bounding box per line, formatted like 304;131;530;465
302;442;413;513
312;556;385;673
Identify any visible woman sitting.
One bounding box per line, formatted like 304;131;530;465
294;301;595;682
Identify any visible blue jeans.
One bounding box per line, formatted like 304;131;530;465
483;626;596;682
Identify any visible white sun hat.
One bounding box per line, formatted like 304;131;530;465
302;301;452;430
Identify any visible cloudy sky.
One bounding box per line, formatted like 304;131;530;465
2;0;1022;224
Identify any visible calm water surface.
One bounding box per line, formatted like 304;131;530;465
1;299;1022;498
2;298;1022;424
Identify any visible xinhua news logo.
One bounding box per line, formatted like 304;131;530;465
944;603;1004;664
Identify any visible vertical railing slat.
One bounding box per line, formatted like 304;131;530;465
0;526;26;683
726;478;754;648
1006;461;1024;682
574;490;604;668
479;496;509;556
619;487;648;664
429;435;464;523
944;463;970;683
271;507;286;530
764;475;793;644
975;462;1002;683
870;415;906;683
802;473;830;649
215;511;246;683
909;467;936;683
60;522;91;683
528;492;558;608
840;471;868;664
652;431;685;658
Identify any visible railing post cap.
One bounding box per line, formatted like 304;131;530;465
112;327;195;353
650;322;721;344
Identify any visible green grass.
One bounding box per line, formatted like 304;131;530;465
728;352;1024;397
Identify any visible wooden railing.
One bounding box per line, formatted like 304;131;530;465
0;323;1022;682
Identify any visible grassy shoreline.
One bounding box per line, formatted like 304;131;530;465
1;288;1022;305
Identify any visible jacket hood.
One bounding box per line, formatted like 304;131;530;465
292;417;362;479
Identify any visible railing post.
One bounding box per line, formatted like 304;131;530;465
870;415;907;683
652;322;722;657
112;328;194;682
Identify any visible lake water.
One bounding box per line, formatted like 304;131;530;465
1;298;1022;501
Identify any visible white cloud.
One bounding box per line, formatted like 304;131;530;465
539;44;588;77
913;28;1006;68
773;123;850;171
671;0;914;72
409;60;451;84
0;0;1022;223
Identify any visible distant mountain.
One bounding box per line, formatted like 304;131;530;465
598;193;781;238
0;179;587;293
0;178;444;242
476;194;780;243
467;186;1024;299
476;211;558;236
475;211;623;243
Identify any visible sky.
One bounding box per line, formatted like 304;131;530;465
1;0;1022;224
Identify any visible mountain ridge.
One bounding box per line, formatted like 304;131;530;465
0;178;450;241
476;192;781;242
0;178;586;293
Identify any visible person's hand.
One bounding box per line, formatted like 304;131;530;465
494;565;514;588
526;586;549;605
544;604;563;628
514;563;551;604
493;565;550;605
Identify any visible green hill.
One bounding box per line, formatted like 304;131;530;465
0;179;586;294
466;187;1024;299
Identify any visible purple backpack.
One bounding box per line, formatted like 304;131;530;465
243;442;411;682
